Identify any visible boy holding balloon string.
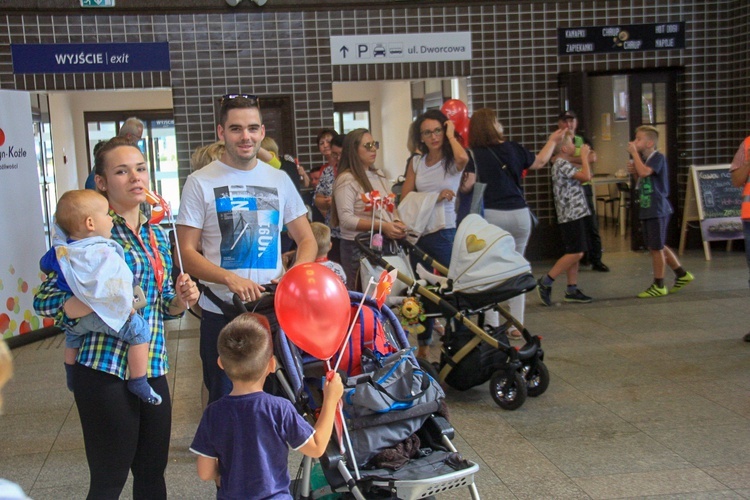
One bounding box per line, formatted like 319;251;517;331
190;312;343;498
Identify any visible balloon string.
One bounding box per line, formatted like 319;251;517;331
325;360;360;479
378;204;383;237
340;401;360;480
332;277;376;374
370;205;376;238
168;201;190;309
168;202;184;276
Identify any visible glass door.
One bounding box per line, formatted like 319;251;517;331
31;93;56;248
149;118;179;216
628;70;680;249
85;110;179;217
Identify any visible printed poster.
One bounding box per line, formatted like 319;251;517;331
0;90;51;338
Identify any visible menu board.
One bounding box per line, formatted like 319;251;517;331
679;165;743;260
692;165;742;220
557;22;685;55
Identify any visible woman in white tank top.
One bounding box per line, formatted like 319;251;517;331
401;110;469;358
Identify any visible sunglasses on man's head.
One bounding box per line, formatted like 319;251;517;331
362;141;380;151
220;94;260;106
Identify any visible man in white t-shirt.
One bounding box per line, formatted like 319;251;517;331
176;94;316;403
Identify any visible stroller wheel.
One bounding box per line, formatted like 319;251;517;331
523;361;550;397
416;357;441;382
489;370;527;410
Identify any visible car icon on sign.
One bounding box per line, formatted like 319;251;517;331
373;44;386;57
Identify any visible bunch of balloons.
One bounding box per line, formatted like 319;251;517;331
441;99;470;147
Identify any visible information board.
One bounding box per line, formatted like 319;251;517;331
558;22;685;55
330;32;472;66
678;165;742;260
11;42;170;74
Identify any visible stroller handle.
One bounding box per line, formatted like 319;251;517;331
355;232;449;277
231;283;277;313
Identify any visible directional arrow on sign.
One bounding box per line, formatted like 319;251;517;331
340;46;349;58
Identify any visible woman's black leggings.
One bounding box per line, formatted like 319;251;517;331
73;363;172;500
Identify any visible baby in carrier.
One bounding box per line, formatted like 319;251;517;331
40;189;160;405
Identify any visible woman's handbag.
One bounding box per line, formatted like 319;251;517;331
456;150;486;224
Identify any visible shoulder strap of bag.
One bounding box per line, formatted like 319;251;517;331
467;149;480;183
197;282;244;319
373;356;431;403
487;146;525;197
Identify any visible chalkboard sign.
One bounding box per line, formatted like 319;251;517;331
679;164;743;260
692;165;741;220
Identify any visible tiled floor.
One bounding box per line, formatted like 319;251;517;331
3;226;750;499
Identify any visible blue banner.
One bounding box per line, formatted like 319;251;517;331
11;42;171;74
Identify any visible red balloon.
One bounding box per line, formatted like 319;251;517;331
441;99;469;128
274;263;351;360
455;120;470;148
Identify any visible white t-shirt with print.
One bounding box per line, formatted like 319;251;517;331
551;158;591;224
177;159;307;313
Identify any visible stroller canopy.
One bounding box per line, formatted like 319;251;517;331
448;214;531;293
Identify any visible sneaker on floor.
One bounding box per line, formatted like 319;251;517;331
637;283;668;298
536;278;552;306
591;262;610;272
668;272;694;294
744;331;750;342
564;289;593;303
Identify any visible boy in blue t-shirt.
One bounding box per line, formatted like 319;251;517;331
190;313;343;499
537;134;594;306
627;126;694;298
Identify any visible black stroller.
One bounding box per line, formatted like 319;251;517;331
356;214;550;411
270;291;481;500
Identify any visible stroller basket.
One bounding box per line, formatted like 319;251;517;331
362;452;480;500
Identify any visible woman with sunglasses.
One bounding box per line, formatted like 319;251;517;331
332;129;407;289
34;137;200;498
400;110;469;358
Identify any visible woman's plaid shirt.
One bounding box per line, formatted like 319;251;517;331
34;211;182;379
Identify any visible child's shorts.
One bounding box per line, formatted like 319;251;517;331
559;217;590;254
640;216;670;250
65;313;151;349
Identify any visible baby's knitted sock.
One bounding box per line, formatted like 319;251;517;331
128;375;162;405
